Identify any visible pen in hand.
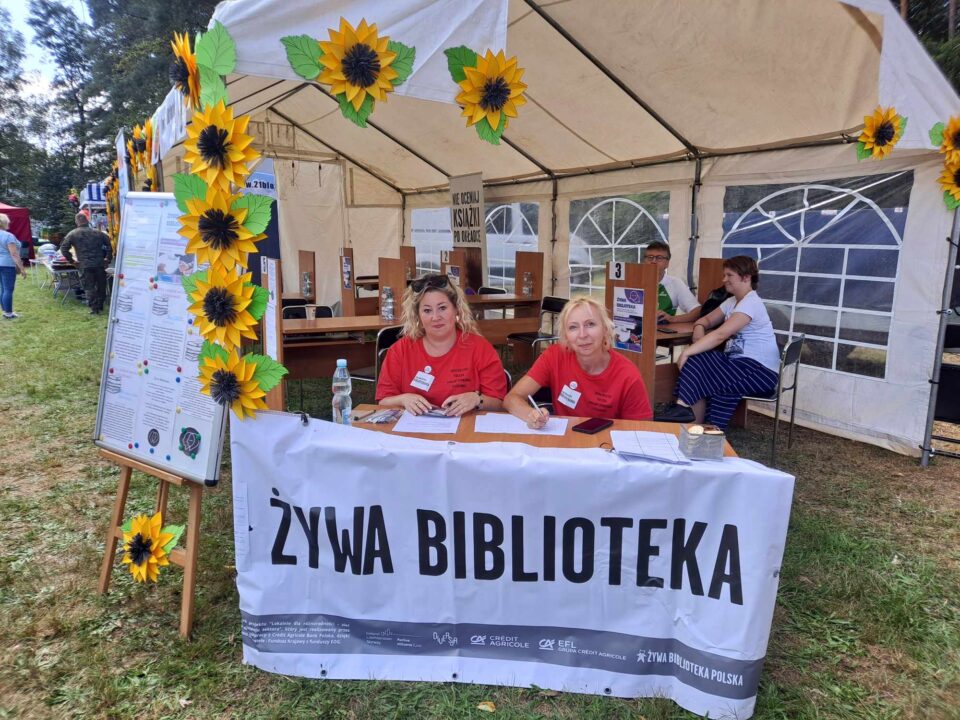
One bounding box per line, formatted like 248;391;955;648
527;394;549;429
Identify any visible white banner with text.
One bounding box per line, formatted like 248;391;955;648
231;413;794;719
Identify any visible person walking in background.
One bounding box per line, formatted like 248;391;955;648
0;214;28;320
59;213;113;315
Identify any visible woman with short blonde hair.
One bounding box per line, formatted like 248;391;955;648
376;274;507;417
503;295;652;427
0;213;28;320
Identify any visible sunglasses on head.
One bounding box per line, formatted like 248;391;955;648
411;274;450;293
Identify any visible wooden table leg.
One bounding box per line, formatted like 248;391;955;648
179;483;203;638
98;465;132;594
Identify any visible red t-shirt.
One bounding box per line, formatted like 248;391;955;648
376;331;508;406
527;344;652;421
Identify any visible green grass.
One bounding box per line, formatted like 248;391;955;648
1;272;958;718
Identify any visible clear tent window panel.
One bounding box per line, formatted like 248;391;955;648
410;204;539;290
568;193;670;298
722;171;912;379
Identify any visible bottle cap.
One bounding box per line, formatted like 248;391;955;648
336;358;347;367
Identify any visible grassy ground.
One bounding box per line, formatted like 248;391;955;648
1;273;958;719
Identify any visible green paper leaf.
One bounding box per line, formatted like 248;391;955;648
161;524;185;554
898;115;908;138
199;66;228;110
180;269;204;298
930;121;945;147
855;141;872;161
173;173;208;213
281;34;323;81
247;284;269;321
444;45;477;84
337;92;375;128
944;190;960;210
199;340;229;366
475;112;507;145
195;20;236;76
245;353;289;392
121;517;133;534
388;40;415;86
232;194;274;235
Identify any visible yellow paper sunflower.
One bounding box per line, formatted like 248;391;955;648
456;49;527;130
319;17;398;112
858;106;905;160
936;115;960;165
127;123;147;173
938;160;960;204
122;512;174;583
182;100;259;194
188;267;259;350
178;187;265;271
199;349;267;419
170;31;201;110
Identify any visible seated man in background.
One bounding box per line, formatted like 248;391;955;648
644;240;701;324
59;213;113;315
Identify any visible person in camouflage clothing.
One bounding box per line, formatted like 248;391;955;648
59;213;113;315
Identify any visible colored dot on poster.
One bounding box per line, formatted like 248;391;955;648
136;362;141;368
188;318;193;325
166;455;171;461
144;368;149;374
149;448;154;454
134;442;139;448
177;366;181;373
109;368;114;374
138;370;143;376
128;443;133;449
143;360;148;366
176;407;181;413
109;352;115;359
118;273;124;279
149;277;153;282
175;377;180;383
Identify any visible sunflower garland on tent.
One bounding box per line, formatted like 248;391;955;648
444;46;527;146
929;116;960;210
170;31;201;110
121;512;184;583
170;20;286;419
281;17;416;128
856;105;906;160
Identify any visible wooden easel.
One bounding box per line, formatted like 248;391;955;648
97;448;203;638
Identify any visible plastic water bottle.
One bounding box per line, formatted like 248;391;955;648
332;359;352;425
381;286;395;321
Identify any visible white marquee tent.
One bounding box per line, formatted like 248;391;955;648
151;0;960;456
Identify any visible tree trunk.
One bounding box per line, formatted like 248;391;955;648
950;0;957;40
900;0;908;20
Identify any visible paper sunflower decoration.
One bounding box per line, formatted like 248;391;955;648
929;116;960;166
198;343;286;419
174;178;273;271
856;106;906;161
444;46;527;146
121;512;183;584
170;31;201;110
281;18;415;128
182;100;259;194
184;267;268;350
127;123;148;174
938;160;960;210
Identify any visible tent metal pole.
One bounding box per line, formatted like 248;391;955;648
686;156;702;288
920;208;960;467
551;177;558;295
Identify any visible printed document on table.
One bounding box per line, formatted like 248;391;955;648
393;413;461;434
610;430;691;464
474;412;569;436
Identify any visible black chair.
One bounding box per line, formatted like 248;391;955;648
479;285;507;319
503;368;512;392
351;325;404;384
507;296;567;360
281;297;307;310
742;334;805;467
531;385;553;414
314;305;334;318
282;305;307;320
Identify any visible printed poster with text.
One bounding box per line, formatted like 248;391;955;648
613;287;644;354
94;192;226;484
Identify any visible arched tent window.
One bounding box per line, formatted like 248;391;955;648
568;193;670;297
721;171;912;379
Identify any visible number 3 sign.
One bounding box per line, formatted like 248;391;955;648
608;261;624;280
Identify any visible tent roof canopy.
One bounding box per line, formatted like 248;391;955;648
158;0;960;194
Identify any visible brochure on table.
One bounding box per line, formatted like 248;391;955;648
94;191;227;485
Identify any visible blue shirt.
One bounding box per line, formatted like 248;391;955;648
0;230;20;267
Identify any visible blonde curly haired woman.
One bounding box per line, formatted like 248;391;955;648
376;273;507;416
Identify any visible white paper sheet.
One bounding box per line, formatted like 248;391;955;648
393;413;461;434
610;430;691;465
474;413;569;436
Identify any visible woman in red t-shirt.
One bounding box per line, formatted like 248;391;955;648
376;274;507;416
503;296;652;427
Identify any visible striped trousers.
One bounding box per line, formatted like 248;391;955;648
675;351;778;429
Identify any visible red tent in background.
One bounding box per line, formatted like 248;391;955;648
0;202;34;261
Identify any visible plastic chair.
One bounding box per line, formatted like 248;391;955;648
742;334;805;467
282;305;307;320
351;325;404;384
314;305;334;318
506;296;567;359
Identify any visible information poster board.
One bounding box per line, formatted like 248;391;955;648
613;287;644;353
94;192;227;485
449;172;487;283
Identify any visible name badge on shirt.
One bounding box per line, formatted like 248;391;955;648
558;383;581;410
411;369;435;392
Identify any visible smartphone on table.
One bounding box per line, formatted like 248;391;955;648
571;417;613;434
